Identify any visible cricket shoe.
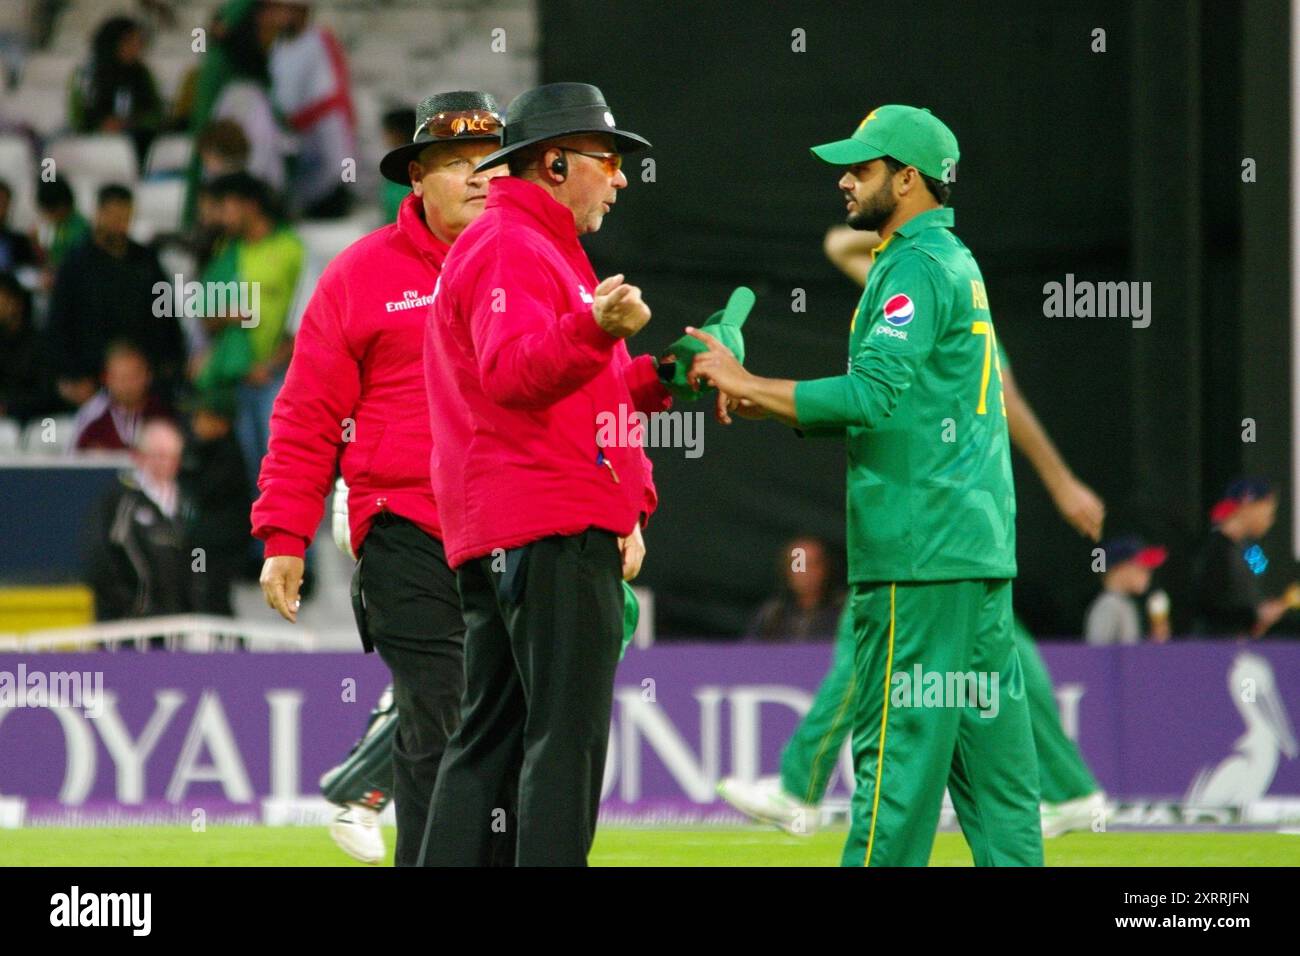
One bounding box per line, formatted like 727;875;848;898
1041;790;1109;838
717;776;819;836
329;803;385;864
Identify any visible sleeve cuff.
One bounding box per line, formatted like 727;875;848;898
625;354;673;413
568;308;621;353
793;376;855;429
261;531;308;560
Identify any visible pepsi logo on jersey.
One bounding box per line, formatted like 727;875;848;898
882;293;915;326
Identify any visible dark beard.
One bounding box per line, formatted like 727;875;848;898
846;181;896;231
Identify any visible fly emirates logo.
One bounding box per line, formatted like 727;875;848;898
385;288;437;312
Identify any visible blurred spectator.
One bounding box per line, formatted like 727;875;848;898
183;0;292;224
188;121;250;271
72;341;173;452
67;15;163;166
180;389;251;616
169;62;200;132
270;0;356;218
34;178;90;279
0;180;36;272
47;183;185;403
749;536;845;641
196;117;251;178
189;179;228;273
379;105;415;223
1083;535;1169;645
0;272;52;424
195;171;304;486
85;418;192;624
1191;478;1299;637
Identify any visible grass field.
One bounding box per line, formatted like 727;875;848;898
1;826;1297;866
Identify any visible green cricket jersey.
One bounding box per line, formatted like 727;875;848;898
238;226;305;363
794;207;1016;583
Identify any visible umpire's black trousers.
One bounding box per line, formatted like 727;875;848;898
354;513;465;867
419;528;623;867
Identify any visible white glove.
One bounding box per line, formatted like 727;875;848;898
332;477;355;560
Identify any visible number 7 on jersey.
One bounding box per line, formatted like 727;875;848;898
970;321;1006;416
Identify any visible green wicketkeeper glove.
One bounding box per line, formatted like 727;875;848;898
620;580;639;660
659;286;755;402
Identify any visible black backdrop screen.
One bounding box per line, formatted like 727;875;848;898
535;0;1291;639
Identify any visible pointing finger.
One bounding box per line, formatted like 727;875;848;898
685;327;723;349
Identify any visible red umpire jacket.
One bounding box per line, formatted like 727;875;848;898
252;193;446;558
424;176;669;569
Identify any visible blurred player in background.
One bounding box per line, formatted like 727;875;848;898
693;105;1043;865
252;92;506;865
1192;478;1300;637
720;189;1113;842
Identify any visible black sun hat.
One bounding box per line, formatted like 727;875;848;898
473;82;651;173
379;90;504;186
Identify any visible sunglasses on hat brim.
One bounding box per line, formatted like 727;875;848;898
416;109;503;141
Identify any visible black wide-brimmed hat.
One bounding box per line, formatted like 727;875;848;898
379;90;504;185
473;82;651;173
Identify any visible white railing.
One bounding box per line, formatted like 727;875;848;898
0;615;319;652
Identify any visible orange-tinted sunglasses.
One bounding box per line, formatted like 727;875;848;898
562;149;623;176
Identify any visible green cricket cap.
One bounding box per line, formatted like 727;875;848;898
810;104;959;181
661;286;754;403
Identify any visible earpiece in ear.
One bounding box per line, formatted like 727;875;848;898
550;153;568;178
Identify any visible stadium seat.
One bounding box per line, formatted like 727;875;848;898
0;418;21;454
144;132;192;179
48;132;137;186
20;51;78;88
47;133;138;218
1;85;68;137
130;178;185;242
0;134;37;231
348;37;420;89
297;215;374;270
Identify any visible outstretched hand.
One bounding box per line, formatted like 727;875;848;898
685;326;751;399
